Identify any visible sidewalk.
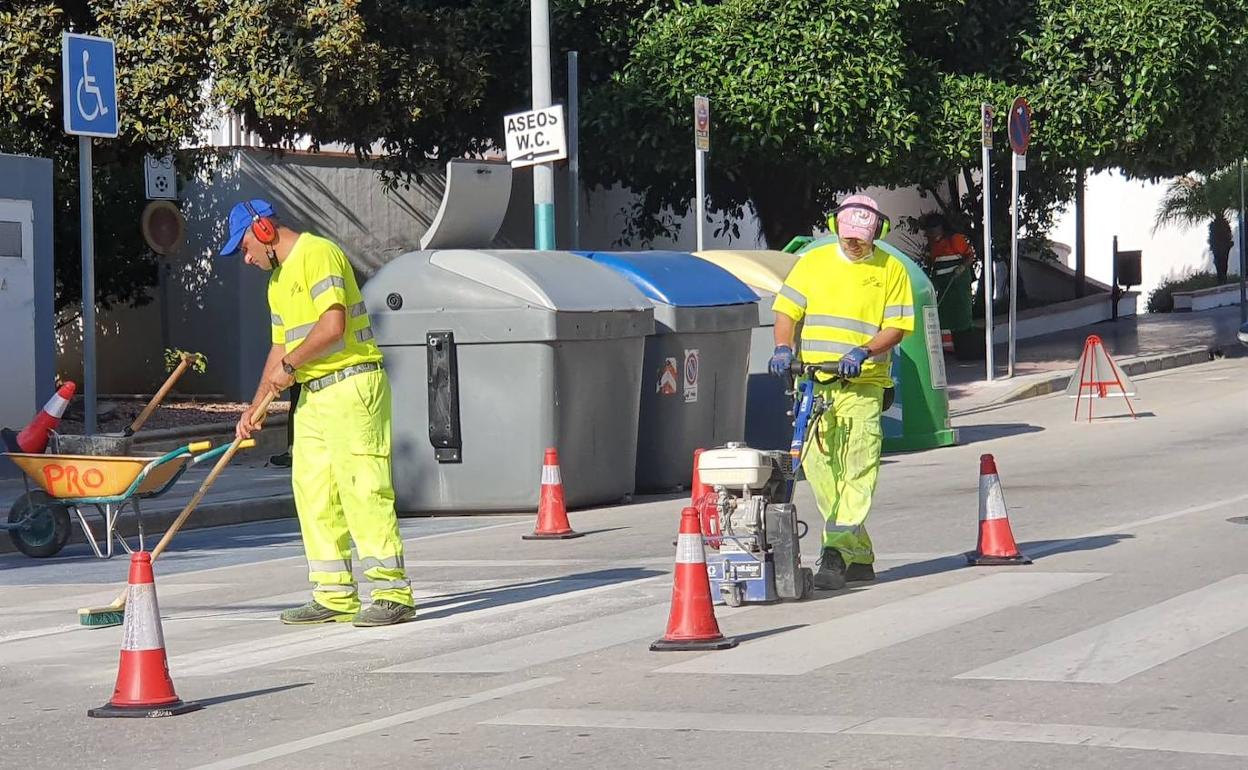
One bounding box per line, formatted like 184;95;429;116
945;305;1244;414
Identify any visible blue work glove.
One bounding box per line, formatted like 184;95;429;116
837;346;870;379
768;345;794;376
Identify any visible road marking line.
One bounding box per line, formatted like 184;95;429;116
193;677;561;770
658;572;1106;676
173;575;667;676
957;574;1248;683
379;603;753;674
483;708;1248;758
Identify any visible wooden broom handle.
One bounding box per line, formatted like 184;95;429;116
129;354;198;434
149;389;276;562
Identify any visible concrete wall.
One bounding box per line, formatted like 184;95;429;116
0;154;55;412
1048;169;1243;308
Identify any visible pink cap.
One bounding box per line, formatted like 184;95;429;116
835;194;883;242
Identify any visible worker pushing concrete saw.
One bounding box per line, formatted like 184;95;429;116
766;194;915;591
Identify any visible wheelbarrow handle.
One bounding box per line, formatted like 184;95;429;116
148;393;272;562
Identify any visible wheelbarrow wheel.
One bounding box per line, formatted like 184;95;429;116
7;491;71;558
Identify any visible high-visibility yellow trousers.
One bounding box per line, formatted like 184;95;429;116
292;368;413;613
800;379;884;566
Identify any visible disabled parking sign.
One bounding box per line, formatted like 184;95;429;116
62;32;118;138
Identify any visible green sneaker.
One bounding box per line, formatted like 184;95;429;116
280;601;355;625
353;599;417;627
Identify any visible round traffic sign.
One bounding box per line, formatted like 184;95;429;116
1008;97;1031;155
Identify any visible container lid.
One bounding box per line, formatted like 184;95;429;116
574;251;760;307
692;250;799;296
362;249;655;344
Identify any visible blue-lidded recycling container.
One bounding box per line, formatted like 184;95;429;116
575;251;759;492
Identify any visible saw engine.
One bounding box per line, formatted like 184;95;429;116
696;443;815;606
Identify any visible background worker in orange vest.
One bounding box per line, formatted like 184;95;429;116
922;212;977;354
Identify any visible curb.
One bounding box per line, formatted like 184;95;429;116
957;345;1221;414
0;494;295;557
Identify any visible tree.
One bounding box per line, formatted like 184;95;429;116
0;0;217;318
1153;168;1242;284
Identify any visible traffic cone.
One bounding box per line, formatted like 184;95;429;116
522;448;585;540
2;382;75;454
967;454;1032;566
689;448;721;549
650;506;737;651
690;448;710;504
88;551;200;718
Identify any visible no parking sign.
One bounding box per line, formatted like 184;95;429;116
683;349;699;403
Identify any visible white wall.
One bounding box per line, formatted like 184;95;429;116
1048;169;1241;308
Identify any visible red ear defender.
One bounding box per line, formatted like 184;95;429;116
243;201;277;245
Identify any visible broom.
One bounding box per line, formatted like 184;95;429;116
77;392;275;628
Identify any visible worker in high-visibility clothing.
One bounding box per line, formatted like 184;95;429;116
223;198;415;627
768;195;914;590
921;212;976;339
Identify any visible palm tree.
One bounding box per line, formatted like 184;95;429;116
1153;167;1242;284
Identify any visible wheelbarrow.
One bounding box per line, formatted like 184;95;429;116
2;439;253;558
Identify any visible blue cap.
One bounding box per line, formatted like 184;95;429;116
220;198;275;257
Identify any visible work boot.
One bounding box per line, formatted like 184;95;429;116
813;548;847;591
353;599;417;628
280;600;355;625
269;451;292;468
845;562;876;583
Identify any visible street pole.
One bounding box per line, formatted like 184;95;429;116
567;50;580;250
980;103;994;381
695;148;706;251
79;136;97;434
531;0;555;249
1239;159;1246;324
1008;151;1022;378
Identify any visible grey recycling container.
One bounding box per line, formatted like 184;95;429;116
692;250;802;450
574;250;758;492
362;249;655;513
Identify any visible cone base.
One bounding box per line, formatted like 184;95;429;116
88;699;201;719
650;636;738;652
522;530;585;540
967;552;1033;566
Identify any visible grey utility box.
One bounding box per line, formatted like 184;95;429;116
575;251;759;493
363;249;655;512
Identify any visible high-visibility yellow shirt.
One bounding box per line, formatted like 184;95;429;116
772;242;915;387
267;233;382;382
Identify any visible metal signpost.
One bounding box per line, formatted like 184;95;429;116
981;103;995;381
1007;96;1031;378
694;96;710;251
530;0;556;249
62;32;118;435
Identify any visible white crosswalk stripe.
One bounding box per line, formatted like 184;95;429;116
657;572;1106;676
957;574;1248;683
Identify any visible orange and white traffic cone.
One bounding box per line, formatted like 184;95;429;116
689;448;721;549
651;506;737;651
2;381;75;454
522;448;584;540
88;551;200;718
967;454;1032;566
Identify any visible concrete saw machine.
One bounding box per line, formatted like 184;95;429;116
696;362;842;606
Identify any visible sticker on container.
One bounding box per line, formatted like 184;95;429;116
657;357;679;396
683;349;699;403
923;305;948;389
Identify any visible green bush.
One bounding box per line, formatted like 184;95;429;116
1147;271;1229;312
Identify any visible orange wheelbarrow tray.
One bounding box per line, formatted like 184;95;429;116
2;440;231;559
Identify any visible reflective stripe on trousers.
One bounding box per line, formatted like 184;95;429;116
294;368;413;612
800;380;883;564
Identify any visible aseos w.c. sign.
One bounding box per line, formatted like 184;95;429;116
504;106;567;168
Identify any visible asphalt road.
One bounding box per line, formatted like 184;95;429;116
1;358;1246;769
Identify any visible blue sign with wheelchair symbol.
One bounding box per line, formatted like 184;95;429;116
62;33;118;138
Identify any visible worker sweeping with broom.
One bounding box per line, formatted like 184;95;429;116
224;198;415;627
